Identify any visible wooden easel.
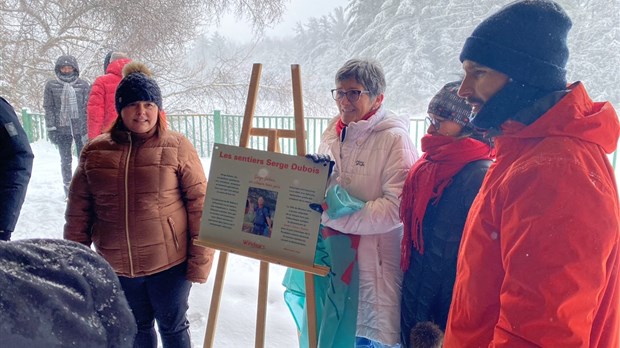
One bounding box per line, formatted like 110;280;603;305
201;63;329;348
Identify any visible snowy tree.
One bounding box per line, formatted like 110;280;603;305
0;0;288;110
178;33;304;115
293;7;350;117
562;0;620;106
5;0;617;118
332;0;619;114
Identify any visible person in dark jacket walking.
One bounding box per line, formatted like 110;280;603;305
399;81;492;347
43;55;90;197
0;97;34;241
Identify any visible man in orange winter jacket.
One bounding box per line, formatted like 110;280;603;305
87;52;131;139
444;1;620;347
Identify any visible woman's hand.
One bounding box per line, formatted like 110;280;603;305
310;185;365;219
306;153;335;176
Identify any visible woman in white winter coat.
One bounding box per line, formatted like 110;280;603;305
318;58;419;347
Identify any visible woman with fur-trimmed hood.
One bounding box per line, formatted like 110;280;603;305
64;62;214;347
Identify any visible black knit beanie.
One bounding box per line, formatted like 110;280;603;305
115;62;163;114
427;81;471;126
460;0;571;90
460;0;572;130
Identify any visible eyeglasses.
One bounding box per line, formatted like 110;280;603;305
425;116;445;130
331;89;370;102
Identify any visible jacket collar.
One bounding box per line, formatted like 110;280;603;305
499;82;619;154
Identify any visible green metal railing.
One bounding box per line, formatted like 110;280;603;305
21;108;48;143
21;109;335;157
19;108;619;171
166;111;333;157
210;111;332;157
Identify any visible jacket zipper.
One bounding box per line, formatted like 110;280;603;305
168;217;180;250
125;134;135;276
377;239;383;268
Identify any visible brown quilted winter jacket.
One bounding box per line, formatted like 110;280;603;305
64;127;214;283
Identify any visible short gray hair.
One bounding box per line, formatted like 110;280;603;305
110;52;129;62
334;59;386;98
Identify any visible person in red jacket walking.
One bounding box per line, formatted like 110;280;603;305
87;51;131;139
444;1;620;347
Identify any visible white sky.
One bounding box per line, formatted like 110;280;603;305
15;141;299;347
213;0;348;42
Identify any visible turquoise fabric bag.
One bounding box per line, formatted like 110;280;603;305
324;184;365;219
283;226;360;348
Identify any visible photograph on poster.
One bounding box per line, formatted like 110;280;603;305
243;187;277;238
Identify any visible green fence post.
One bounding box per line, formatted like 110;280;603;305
213;110;222;144
21;108;34;143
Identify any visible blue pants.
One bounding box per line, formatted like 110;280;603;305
356;337;401;348
253;224;266;235
118;262;192;348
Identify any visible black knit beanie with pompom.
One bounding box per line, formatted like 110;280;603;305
115;62;162;114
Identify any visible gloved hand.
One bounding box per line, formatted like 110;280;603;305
309;185;365;219
47;127;59;144
306;153;335;176
0;230;12;241
309;202;328;214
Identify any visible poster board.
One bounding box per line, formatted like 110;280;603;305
196;63;325;348
199;143;330;272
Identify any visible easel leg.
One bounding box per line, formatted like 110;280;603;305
203;251;229;348
255;261;270;348
305;272;318;348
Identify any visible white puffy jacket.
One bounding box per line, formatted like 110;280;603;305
319;106;419;345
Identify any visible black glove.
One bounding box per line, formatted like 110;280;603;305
47;128;59;144
0;230;12;241
306;153;335;176
309;202;326;214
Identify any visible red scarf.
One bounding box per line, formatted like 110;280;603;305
399;134;492;271
335;106;380;137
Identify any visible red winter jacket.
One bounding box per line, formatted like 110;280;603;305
445;82;620;348
87;58;131;139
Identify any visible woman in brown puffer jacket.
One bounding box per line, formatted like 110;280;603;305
64;61;214;348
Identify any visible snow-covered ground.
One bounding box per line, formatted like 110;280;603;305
14;141;299;347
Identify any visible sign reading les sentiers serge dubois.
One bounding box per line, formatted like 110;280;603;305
199;143;330;268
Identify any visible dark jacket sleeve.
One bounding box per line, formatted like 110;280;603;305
43;80;57;129
78;79;91;136
459;159;492;209
0;97;34;238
